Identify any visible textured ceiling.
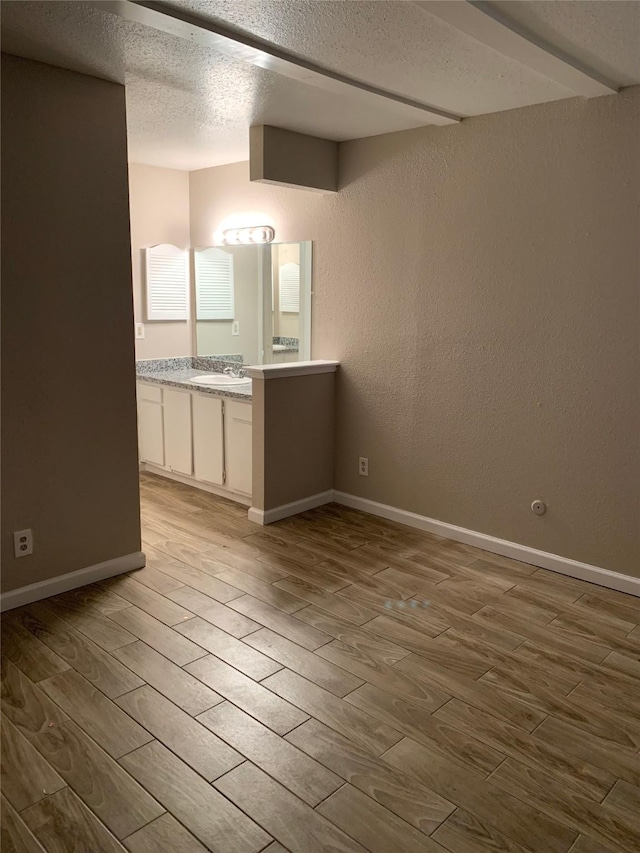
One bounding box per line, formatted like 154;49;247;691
163;0;576;114
491;0;640;86
1;0;638;170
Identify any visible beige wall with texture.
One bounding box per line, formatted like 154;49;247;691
1;54;142;594
251;373;336;512
129;163;191;360
190;87;640;578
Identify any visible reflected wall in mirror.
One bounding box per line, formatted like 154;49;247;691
195;244;261;364
194;241;312;365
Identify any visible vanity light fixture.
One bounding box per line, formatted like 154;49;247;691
221;225;275;245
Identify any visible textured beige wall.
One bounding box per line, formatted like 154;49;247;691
251;379;267;511
251;374;336;511
129;163;191;360
1;54;141;592
189;87;640;577
250;125;338;192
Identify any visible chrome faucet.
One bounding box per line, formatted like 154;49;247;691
223;365;243;378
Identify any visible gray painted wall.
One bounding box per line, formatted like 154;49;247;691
190;87;640;576
1;54;142;592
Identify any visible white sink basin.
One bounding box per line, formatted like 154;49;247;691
189;374;251;386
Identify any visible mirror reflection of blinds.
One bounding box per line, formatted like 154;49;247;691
145;244;189;320
279;262;300;313
195;248;235;320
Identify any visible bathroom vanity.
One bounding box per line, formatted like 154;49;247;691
135;239;328;516
136;358;253;504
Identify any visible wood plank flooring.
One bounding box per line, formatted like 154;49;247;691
1;472;639;853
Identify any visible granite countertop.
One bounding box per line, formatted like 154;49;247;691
273;337;299;354
136;357;252;401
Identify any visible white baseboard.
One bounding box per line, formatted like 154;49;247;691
141;463;251;507
249;490;334;525
333;491;640;597
0;551;146;612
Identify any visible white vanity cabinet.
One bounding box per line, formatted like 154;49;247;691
163;388;193;475
136;381;251;503
224;400;253;496
192;394;224;486
137;384;164;466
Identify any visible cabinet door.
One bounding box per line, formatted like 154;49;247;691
137;399;165;466
163;388;193;475
224;400;252;496
192;394;224;485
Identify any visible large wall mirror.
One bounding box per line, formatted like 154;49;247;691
194;241;312;365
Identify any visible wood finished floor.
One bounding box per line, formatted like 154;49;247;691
2;473;639;853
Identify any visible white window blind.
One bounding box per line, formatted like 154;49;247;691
195;247;235;320
279;262;300;314
145;244;189;321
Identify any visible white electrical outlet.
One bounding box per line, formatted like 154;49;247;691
14;529;33;558
135;323;145;340
231;321;240;336
359;457;369;476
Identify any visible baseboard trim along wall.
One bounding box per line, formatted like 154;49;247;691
332;492;640;597
141;463;252;506
0;551;146;612
5;493;632;609
249;490;335;525
248;487;639;595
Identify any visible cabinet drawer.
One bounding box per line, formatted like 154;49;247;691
137;382;163;403
228;400;252;424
